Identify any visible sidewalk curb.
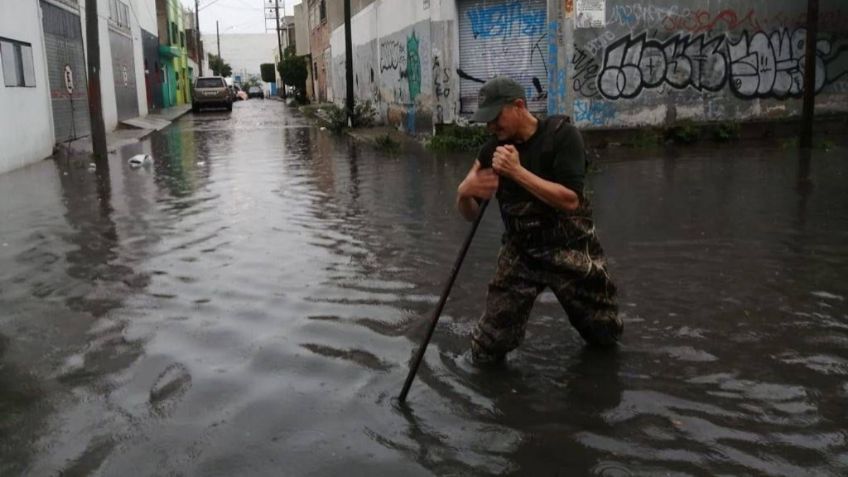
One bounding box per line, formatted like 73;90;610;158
60;106;193;158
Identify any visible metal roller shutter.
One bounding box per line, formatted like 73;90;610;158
457;0;549;115
40;1;91;143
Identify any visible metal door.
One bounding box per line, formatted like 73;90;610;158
457;0;549;114
40;1;91;142
109;29;138;120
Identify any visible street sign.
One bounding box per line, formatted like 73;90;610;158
64;65;74;94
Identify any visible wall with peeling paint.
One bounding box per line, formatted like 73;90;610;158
321;0;847;132
567;0;848;128
328;0;458;134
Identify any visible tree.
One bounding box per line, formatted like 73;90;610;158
278;45;308;101
208;54;232;77
260;63;276;83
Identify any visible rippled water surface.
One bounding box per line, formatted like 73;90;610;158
1;100;847;475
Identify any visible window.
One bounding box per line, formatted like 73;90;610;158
319;0;326;23
1;38;36;87
171;23;177;45
180;32;185;48
109;0;130;29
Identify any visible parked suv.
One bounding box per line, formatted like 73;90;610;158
193;76;232;112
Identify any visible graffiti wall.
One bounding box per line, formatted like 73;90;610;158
571;0;848;128
456;0;553;114
329;0;456;133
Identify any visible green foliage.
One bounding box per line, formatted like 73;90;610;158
352;100;377;128
666;120;700;144
278;45;308;102
374;134;401;153
320;100;378;133
322;104;348;133
208;54;232;77
427;124;491;152
260;63;276;83
714;121;740;142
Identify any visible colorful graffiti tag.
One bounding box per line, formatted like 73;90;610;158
467;0;546;39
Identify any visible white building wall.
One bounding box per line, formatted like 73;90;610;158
0;0;55;174
328;0;459;132
130;0;148;117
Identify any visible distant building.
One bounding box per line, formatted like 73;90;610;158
156;0;190;107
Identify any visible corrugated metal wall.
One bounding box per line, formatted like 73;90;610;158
40;1;91;143
109;29;138;121
457;0;549;115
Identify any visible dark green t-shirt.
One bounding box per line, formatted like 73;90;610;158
477;116;587;208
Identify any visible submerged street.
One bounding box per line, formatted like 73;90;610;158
1;99;847;475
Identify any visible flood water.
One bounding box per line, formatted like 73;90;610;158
1;99;847;476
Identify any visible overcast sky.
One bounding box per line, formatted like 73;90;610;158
181;0;302;36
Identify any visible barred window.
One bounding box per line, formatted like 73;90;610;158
109;0;130;29
0;38;36;87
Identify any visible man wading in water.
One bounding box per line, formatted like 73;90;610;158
456;77;623;363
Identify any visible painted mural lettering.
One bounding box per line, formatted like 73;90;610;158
607;3;686;30
380;39;406;72
467;0;545;40
574;99;617;126
662;8;762;34
433;56;451;98
572;46;600;98
406;32;422;101
597;28;846;100
585;30;616;56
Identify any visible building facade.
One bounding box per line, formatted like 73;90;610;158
295;0;848;134
0;0;55;174
307;0;334;102
156;0;189;108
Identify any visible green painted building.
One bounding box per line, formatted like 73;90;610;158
156;0;190;107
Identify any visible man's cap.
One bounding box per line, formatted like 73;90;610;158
471;77;526;123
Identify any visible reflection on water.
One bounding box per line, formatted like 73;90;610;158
1;100;847;475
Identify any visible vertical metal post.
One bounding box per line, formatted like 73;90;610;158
275;0;286;98
85;0;108;167
216;21;221;57
800;0;819;149
195;0;202;75
344;0;354;125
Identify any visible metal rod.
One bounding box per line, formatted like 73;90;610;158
800;0;819;149
399;199;490;403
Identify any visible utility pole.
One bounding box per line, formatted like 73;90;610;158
274;0;286;98
216;21;221;57
344;0;354;125
800;0;819;149
195;0;203;75
85;0;108;169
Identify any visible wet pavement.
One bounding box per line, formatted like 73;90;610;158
1;99;847;476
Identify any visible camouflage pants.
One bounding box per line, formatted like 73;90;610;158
471;239;623;361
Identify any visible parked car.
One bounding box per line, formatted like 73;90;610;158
193;76;232;112
247;86;264;99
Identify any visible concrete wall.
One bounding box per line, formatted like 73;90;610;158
294;2;310;56
328;0;459;133
0;0;55;174
566;0;848;128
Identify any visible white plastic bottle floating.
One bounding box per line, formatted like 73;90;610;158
128;154;152;167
